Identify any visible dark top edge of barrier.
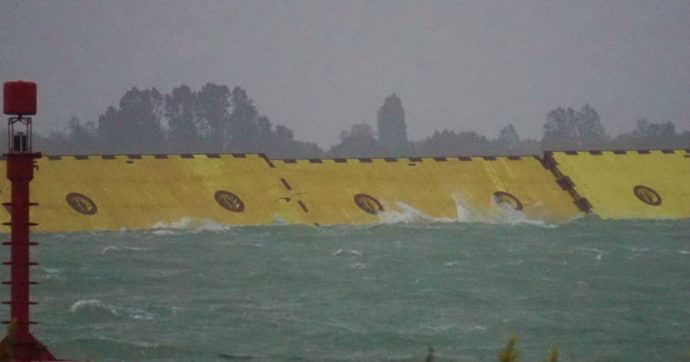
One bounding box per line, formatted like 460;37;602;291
22;150;686;163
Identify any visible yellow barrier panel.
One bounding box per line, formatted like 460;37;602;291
552;150;690;219
0;153;581;232
273;156;580;225
0;154;306;233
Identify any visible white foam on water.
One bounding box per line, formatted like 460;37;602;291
332;249;362;257
101;245;151;255
70;299;155;320
577;247;606;261
451;194;477;222
41;267;61;274
70;299;119;316
450;193;559;227
151;229;177;236
488;195;558;228
271;215;289;225
151;217;231;233
378;202;455;224
350;262;367;270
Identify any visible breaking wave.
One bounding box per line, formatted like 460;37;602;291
70;299;154;321
150;217;231;233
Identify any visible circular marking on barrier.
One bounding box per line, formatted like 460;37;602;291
65;193;98;215
354;193;384;215
493;191;523;211
633;185;662;206
214;191;245;212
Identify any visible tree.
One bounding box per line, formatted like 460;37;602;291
577;104;608;148
98;87;164;153
541;105;608;150
496;124;520;152
227;86;260;152
415;129;492;156
165;84;200;153
67;116;97;153
542;107;579;150
377;93;409;156
612;118;679;149
329;123;386;157
197;83;231;151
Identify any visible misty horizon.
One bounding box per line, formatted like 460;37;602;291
1;1;689;149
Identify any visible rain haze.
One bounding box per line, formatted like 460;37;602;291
1;0;689;150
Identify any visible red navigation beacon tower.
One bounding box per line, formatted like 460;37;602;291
0;81;56;361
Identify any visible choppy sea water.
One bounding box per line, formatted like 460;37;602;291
3;217;690;361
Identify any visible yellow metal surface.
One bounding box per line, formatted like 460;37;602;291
0;153;582;232
0;154;305;233
273;156;580;225
552;150;690;219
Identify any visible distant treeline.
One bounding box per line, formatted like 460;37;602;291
16;83;690;157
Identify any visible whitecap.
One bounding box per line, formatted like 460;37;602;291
41;267;61;274
350;262;367;270
101;245;150;255
577;247;605;260
452;193;560;227
378;202;455;224
70;299;155;321
70;299;119;316
332;249;362;257
150;217;231;233
151;229;177;236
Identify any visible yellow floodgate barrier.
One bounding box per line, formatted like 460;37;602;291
273;156;579;225
0;153;581;232
0;154;306;232
550;149;690;219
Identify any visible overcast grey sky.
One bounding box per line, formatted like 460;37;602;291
1;0;688;147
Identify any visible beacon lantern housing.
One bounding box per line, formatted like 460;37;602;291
3;81;37;153
3;81;37;116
